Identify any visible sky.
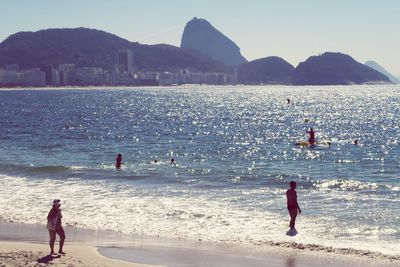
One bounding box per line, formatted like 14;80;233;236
1;0;399;75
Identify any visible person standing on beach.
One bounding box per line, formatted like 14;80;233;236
115;154;123;169
286;181;301;230
47;199;65;255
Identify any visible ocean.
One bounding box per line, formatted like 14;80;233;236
0;85;399;256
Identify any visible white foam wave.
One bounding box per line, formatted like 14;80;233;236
0;174;398;256
314;178;389;191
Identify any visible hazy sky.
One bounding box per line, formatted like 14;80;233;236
1;0;399;75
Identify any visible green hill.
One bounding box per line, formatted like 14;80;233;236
237;56;294;84
0;27;230;73
292;52;390;85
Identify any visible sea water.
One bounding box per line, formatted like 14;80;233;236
0;85;399;256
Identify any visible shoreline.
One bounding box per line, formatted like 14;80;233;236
0;221;161;267
0;83;396;90
0;221;398;267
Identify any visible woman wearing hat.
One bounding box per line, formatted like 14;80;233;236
47;199;65;255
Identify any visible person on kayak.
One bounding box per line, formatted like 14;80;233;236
306;128;315;145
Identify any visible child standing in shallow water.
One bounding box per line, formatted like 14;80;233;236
286;181;301;230
115;154;123;169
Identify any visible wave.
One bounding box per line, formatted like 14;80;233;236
26;165;77;173
0;163;167;182
0;168;398;261
260;173;397;194
313;178;397;192
0;163;83;174
0;163;397;194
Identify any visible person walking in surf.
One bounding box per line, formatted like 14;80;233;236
286;181;301;231
115;154;123;169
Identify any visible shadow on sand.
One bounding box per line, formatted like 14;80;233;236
286;257;296;267
37;254;61;263
286;229;298;236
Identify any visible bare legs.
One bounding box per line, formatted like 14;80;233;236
57;227;65;253
288;209;298;229
48;228;65;255
48;230;56;254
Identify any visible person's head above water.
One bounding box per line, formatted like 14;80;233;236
117;154;122;159
289;181;297;189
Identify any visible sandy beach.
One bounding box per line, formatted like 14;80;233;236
0;221;398;267
0;241;157;267
0;221;160;267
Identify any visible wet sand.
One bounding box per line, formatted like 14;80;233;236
0;221;398;267
0;241;156;267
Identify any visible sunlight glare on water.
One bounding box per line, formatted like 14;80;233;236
0;85;399;255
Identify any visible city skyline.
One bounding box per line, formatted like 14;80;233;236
1;0;399;75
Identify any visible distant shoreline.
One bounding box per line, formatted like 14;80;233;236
0;83;395;91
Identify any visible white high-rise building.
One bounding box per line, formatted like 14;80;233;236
0;70;20;85
118;49;134;73
59;64;75;86
22;68;46;87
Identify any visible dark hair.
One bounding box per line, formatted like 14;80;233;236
290;181;296;188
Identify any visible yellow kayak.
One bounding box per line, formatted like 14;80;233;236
295;141;331;146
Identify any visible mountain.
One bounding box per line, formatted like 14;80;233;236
237;56;294;84
292;52;391;85
0;27;230;73
364;61;399;83
180;17;247;66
